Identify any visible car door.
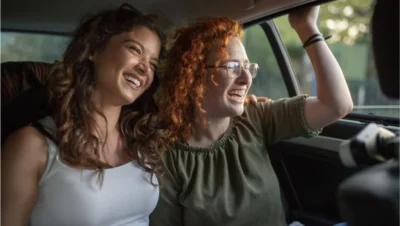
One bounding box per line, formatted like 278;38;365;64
242;1;400;225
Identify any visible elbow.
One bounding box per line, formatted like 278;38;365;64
334;99;354;118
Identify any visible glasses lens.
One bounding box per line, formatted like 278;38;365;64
249;63;258;78
226;62;241;76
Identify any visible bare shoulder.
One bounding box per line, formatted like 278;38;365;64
1;126;50;225
3;125;49;155
2;126;49;179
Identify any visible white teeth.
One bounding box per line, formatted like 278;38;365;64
125;76;141;87
228;89;245;97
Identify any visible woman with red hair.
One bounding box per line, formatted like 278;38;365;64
151;6;353;226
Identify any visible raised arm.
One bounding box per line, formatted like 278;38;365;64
289;6;354;130
1;127;48;226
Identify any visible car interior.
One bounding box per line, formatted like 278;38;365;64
1;0;399;225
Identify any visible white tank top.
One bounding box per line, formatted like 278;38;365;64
29;116;159;226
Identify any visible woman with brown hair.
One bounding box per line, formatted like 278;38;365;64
150;5;353;226
2;3;167;226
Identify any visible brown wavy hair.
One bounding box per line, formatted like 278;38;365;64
47;3;167;185
156;17;243;143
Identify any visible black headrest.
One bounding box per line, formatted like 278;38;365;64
371;0;399;98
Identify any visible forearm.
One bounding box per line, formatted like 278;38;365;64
297;26;353;117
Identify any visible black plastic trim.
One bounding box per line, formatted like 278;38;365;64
243;0;336;28
343;113;399;127
260;21;300;96
1;28;72;37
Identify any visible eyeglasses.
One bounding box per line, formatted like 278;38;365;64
206;62;259;78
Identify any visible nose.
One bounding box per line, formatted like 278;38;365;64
235;67;252;85
134;58;150;76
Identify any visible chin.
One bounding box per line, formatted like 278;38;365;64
228;106;245;117
118;83;146;105
119;93;140;106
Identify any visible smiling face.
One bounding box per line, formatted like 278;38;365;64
91;25;161;106
201;36;253;118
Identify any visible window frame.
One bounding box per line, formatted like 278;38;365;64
1;29;72;64
3;23;399;126
259;20;300;97
1;28;72;36
244;19;399;127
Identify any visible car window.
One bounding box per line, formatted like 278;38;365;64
1;31;70;63
274;0;399;118
243;24;289;100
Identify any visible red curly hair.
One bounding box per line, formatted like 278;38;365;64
157;17;243;143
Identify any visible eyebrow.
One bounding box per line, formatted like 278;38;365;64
223;59;250;64
123;39;159;62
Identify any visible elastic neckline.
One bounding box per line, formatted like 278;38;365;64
56;154;136;172
175;119;236;153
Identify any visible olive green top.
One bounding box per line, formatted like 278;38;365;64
150;95;321;226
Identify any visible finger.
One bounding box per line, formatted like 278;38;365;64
256;97;270;102
248;95;258;104
244;98;249;106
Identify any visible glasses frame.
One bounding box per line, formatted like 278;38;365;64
206;62;259;78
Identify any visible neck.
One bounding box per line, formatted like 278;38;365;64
187;113;231;148
91;92;122;140
94;106;122;138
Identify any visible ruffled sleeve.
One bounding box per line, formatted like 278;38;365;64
244;94;322;145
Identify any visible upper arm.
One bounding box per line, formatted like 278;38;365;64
303;96;348;130
150;154;183;226
254;95;321;145
1;126;48;226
